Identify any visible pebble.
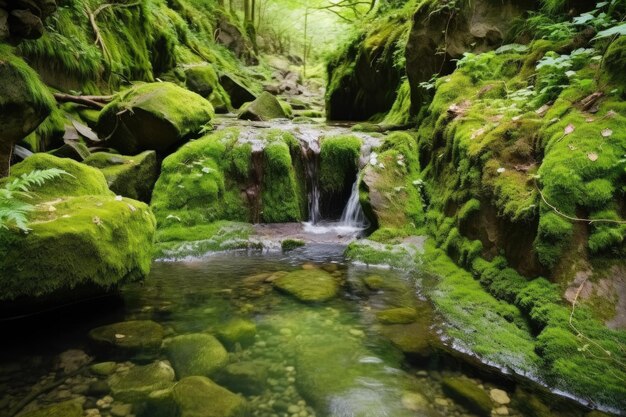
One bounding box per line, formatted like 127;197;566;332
435;398;449;406
489;389;511;405
349;329;364;337
494;406;509;415
110;403;133;417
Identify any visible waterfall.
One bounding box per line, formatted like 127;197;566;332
305;154;321;224
339;178;367;228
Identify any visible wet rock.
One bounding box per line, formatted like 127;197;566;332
20;399;83;417
90;362;118;377
0;10;10;40
110;402;133;417
185;64;219;98
147;376;248;417
238;91;287;121
57;349;92;373
216;318;257;349
376;307;418;324
0;50;53;176
219;73;256;108
164;333;228;378
442;376;492;417
490;388;510;405
379;322;431;356
108;361;175;403
97;82;214;155
88;380;111;396
89;320;164;360
83;151;159;202
494;406;509;415
401;391;428;411
215;361;268;395
273;269;339;303
8;9;43;39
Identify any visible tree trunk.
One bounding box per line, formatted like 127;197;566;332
251;0;255;26
217;0;224;7
244;0;250;23
0;141;13;178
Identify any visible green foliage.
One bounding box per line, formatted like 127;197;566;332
0;169;68;231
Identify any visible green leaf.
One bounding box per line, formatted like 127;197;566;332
594;23;626;39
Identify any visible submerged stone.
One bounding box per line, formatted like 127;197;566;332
238;91;287;121
216;318;257;349
97;82;214;155
174;376;248;417
442;376;492;417
19;399;83;417
164;333;228;378
108;361;175;403
89;320;164;359
83;151;159;202
273;269;339;302
215;361;268;395
376;307;418;324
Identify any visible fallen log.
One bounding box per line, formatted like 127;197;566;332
53;93;114;109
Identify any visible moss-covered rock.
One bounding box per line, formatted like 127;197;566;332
238;91;287;121
170;376;248;417
0;45;54;176
19;399;83;417
273;269;339;303
376;307;418;324
89;320;164;359
151;128;306;241
83;151;159;202
216;318;257;349
108;361;175;403
0;155;156;307
442;376;492;417
97;82;214;155
215;361;268;395
164;333;228;378
360;132;423;232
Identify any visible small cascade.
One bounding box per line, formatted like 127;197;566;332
339;177;367;229
304;151;322;224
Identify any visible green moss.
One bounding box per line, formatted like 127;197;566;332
272;269;339;303
97;82;215;154
361;132;424;229
0;44;55;112
382;79;413;125
319;135;362;193
238;91;287;121
83;151;159;202
281;239;305;251
8;154;112;200
150;128;250;228
20;400;83;417
261;137;305;223
165;333;228;378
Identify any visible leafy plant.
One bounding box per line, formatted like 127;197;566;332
0;169;68;232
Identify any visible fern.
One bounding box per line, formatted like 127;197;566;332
0;168;68;232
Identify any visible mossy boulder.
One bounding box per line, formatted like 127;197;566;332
216;318;257;349
215;361;268;395
108;361;175;403
19;399;83;417
376;307;418;324
273;269;339;303
83;151;159;202
97;82;214;155
155;376;249;417
442;376;492;417
0;45;55;176
185;64;219;98
0;155;156;309
89;320;164;359
238;91;287;121
164;333;228;378
151;128;306;238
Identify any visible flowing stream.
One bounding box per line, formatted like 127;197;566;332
0;246;596;417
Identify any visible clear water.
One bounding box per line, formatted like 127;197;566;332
0;245;596;417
